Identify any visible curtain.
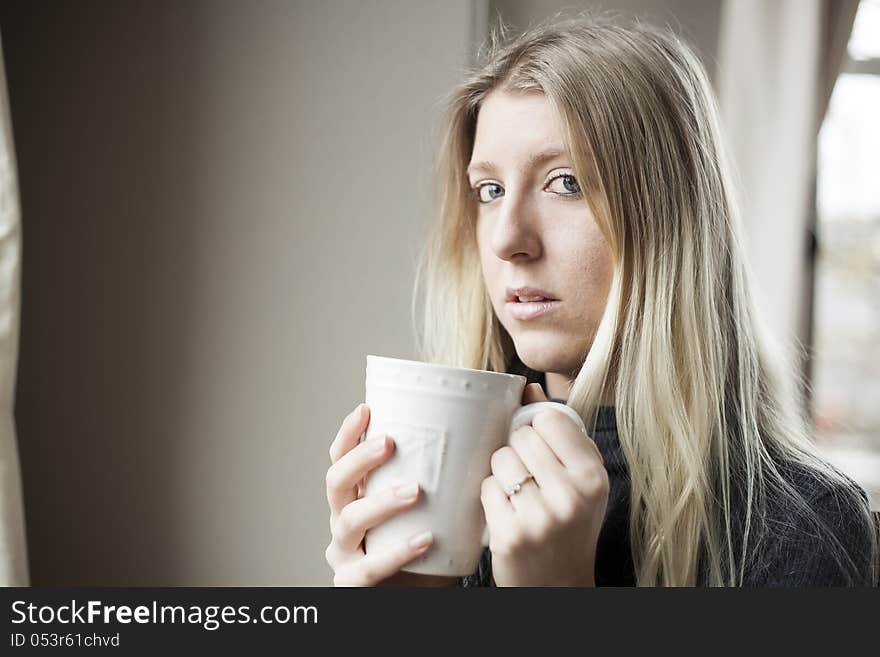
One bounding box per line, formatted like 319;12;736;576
0;30;28;586
716;0;859;388
818;0;860;129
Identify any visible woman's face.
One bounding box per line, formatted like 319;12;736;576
468;89;613;378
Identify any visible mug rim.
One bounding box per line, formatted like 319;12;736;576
367;354;527;382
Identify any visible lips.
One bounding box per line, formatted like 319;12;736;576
504;285;561;321
506;298;560;321
505;285;559;303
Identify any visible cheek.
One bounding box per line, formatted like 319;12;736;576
476;232;499;293
475;220;497;272
559;227;613;306
475;224;487;268
583;236;613;288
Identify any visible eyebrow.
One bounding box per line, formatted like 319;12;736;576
466;147;569;178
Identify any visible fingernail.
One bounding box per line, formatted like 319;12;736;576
394;482;419;500
371;436;387;454
409;530;432;550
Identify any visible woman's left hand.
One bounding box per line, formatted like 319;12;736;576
481;383;609;586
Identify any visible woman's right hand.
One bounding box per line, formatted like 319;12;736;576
325;402;448;586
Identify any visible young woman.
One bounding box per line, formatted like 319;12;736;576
324;15;878;586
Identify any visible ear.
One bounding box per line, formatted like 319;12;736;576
522;382;548;404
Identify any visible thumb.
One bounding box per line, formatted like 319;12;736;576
522;382;548;404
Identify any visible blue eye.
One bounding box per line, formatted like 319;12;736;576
473;183;504;204
470;172;581;204
547;173;581;196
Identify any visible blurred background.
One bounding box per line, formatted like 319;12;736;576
0;0;876;586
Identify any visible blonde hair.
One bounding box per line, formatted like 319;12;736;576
411;13;877;585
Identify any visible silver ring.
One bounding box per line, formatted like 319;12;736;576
505;472;534;497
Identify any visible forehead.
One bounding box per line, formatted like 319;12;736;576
469;89;569;170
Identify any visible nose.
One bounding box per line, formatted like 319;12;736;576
489;187;542;262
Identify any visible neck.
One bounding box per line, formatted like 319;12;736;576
544;371;616;406
544;371;571;400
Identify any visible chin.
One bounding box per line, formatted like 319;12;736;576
509;333;564;371
509;329;588;375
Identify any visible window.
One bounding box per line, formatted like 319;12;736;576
812;0;880;508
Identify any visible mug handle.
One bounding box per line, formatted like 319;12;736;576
480;401;588;547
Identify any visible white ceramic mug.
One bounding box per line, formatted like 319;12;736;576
360;355;587;577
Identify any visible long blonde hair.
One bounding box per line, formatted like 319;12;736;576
411;13;877;585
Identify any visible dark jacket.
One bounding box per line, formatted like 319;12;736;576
460;368;877;587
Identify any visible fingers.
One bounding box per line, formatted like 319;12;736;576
529;408;596;468
332;482;422;552
508;424;575;511
480;475;517;550
329;403;370;464
326;433;393;520
521;382;548;404
489;445;544;517
529;409;606;502
331;530;434;587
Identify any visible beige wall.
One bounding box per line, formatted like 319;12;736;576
2;0;475;585
492;0;722;83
